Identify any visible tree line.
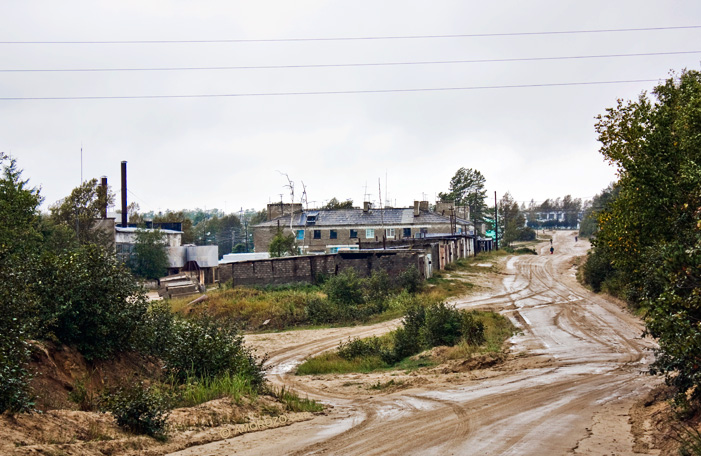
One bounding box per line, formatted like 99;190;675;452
581;69;701;409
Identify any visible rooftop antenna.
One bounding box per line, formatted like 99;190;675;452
301;181;309;211
363;181;371;203
378;177;384;226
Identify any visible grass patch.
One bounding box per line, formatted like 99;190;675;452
167;371;259;408
297;306;513;376
296;352;389;375
368;379;405;390
269;385;324;413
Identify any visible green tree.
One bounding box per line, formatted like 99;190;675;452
36;244;150;360
49;178;115;247
590;69;701;404
438;168;488;221
268;230;297;257
322;198;354;210
153;210;195;244
129;228;169;280
497;192;525;247
578;184;619;238
0;154;42;413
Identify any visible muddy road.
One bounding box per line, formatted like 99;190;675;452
172;231;660;456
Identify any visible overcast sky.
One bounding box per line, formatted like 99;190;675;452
2;1;700;215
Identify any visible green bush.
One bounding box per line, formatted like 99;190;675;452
461;311;486;346
420;302;463;347
581;249;616;293
36;244;149;360
160;314;265;387
324;268;365;306
102;382;172;438
304;296;340;324
398;266;423;294
337;337;383;360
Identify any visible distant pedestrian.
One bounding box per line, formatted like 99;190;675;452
575;235;578;242
550;238;553;245
550;246;554;255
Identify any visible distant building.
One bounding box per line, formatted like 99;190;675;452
254;201;474;254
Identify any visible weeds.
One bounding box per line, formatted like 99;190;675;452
269;385;324;413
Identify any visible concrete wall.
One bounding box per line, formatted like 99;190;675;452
220;250;422;287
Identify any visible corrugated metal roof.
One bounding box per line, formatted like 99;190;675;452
255;208;470;228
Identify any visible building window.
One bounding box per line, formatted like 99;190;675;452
366;229;375;239
350;229;358;238
330;230;337;239
296;230;304;240
313;230;321;239
403;228;411;238
386;228;395;238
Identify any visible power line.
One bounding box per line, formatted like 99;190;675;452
1;25;699;45
0;78;661;101
2;50;699;73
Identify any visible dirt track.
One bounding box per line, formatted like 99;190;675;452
171;231;661;456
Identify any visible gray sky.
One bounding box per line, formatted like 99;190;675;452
2;1;700;214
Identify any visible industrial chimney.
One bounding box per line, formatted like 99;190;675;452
100;176;108;218
121;161;127;228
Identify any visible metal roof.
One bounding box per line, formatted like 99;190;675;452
255;208;471;228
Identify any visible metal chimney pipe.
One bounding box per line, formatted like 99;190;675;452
100;176;108;218
121;161;127;227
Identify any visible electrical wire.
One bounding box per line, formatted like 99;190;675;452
0;78;661;101
1;25;699;44
2;50;698;73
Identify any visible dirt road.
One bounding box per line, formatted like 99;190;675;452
171;231;660;456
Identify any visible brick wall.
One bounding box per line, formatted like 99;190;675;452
220;250;422;287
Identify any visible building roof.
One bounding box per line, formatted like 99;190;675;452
115;226;184;235
255;208;471;228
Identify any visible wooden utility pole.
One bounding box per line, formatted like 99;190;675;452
494;191;499;250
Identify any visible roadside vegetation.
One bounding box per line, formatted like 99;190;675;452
0;155;319;443
170;249;510;333
579;70;701;420
297;303;514;375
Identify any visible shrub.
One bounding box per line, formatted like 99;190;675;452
461;311;486;346
324;269;364;306
35;244;150;360
304;296;340;324
398;266;423;294
364;270;392;309
581;249;616;293
337;337;383;360
160;314;265;387
517;227;536;241
420;302;463;347
0;267;35;414
102;382;171;438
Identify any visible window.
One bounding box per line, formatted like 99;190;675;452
350;229;358;239
330;230;337;239
295;230;305;240
386;228;395;238
403;228;411;238
313;230;321;239
365;229;375;239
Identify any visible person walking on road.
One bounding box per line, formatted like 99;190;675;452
550;246;554;255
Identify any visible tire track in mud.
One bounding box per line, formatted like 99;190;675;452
172;232;659;456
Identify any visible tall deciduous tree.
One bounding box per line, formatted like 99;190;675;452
438;168;488;221
129;228;169;280
589;69;701;404
0;154;41;412
49;178;115;247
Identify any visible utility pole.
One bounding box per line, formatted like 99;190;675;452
494;191;499;251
